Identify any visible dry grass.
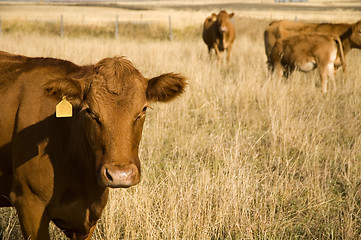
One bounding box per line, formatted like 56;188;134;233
1;2;361;240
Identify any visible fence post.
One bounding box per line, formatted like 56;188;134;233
168;15;173;41
115;15;118;39
60;15;63;37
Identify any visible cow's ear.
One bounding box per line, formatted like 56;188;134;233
353;21;361;33
146;73;186;102
212;13;217;21
43;78;83;104
229;13;234;19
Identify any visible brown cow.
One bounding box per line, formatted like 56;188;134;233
0;51;186;239
202;10;235;61
269;33;346;93
264;19;361;69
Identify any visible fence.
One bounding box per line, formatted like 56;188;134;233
275;0;308;2
0;15;174;40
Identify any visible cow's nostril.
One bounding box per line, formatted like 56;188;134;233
105;168;113;182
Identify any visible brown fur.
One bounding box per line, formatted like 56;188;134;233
95;56;143;95
202;10;235;61
0;51;186;239
264;19;361;69
269;34;346;93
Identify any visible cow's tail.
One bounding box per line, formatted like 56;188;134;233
335;36;346;72
264;29;271;67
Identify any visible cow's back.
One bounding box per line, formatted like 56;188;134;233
264;20;351;62
270;20;347;34
265;21;319;57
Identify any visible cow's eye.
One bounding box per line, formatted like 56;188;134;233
135;114;143;122
85;108;101;125
135;105;149;122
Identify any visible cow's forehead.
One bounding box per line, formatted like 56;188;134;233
95;57;147;95
218;11;229;19
85;57;148;112
90;76;146;107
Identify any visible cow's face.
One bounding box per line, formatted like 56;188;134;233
44;57;186;188
350;20;361;48
217;10;234;33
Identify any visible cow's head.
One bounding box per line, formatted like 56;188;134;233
204;13;218;28
217;10;234;33
44;57;186;188
350;19;361;49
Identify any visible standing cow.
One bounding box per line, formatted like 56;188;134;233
202;10;235;62
0;51;186;239
264;19;361;69
269;33;346;93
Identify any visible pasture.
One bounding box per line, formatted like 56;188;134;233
1;1;361;239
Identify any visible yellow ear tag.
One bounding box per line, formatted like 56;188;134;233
56;96;73;118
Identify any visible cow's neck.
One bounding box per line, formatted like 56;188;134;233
68;114;109;224
340;27;352;55
222;32;228;48
65;114;104;192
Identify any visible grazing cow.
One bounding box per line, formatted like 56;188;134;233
269;33;346;93
202;10;235;61
264;19;361;69
0;51;186;239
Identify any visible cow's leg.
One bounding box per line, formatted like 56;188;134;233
318;65;328;93
226;43;233;62
273;61;283;81
327;62;336;91
213;43;221;61
13;194;50;240
207;46;213;60
83;224;97;240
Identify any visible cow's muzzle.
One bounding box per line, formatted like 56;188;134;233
220;26;228;33
100;163;140;188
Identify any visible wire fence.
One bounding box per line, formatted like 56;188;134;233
0;14;175;40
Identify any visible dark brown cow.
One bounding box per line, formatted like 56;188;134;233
264;19;361;68
202;10;235;61
0;51;186;239
269;33;345;93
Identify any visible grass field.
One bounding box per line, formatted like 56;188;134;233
1;1;361;239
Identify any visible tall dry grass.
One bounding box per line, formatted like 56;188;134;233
1;4;361;240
